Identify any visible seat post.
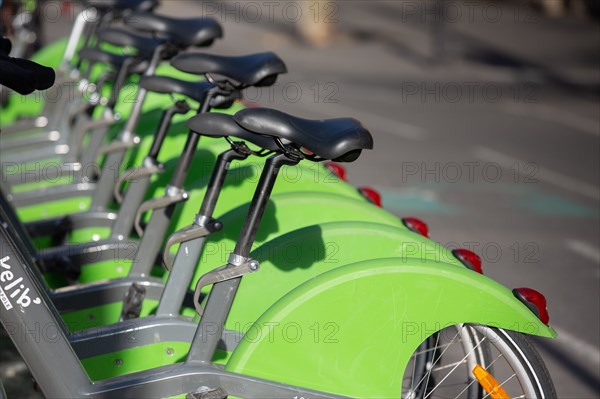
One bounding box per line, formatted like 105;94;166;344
126;87;221;277
89;43;172;210
198;148;249;218
167;86;219;189
187;152;300;363
147;101;191;161
232;153;300;258
154;148;248;317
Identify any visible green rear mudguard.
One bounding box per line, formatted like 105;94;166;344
225;257;556;398
55;196;406;335
187;191;405;282
71;192;401;284
69;229;551;383
201;222;464;326
68;222;463;380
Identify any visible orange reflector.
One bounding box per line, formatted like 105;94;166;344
472;365;510;399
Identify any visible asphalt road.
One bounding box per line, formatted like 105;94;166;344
1;1;599;397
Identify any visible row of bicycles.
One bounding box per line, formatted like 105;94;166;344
0;0;557;397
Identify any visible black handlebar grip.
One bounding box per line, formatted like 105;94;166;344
0;38;12;56
0;37;56;94
0;57;37;95
10;57;56;90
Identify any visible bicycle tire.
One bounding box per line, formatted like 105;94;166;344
403;324;556;398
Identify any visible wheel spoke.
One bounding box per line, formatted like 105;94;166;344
432;359;467;372
481;373;516;399
454;352;506;398
403;325;553;399
412;342;454;357
408;328;461;394
423;336;488;399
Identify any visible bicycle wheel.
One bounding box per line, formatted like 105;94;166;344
402;324;556;399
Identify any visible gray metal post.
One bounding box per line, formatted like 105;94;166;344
187;153;299;362
110;173;153;239
156;149;248;316
89;42;167;210
156;235;207;316
128;203;175;277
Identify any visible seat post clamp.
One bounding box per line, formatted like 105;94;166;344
114;156;165;203
162;214;223;270
192;255;260;316
134;186;189;237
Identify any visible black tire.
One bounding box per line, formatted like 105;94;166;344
492;327;557;398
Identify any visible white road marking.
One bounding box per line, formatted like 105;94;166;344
335;102;428;141
292;94;428;141
504;103;600;137
473;146;600;201
565;239;600;265
552;326;600;368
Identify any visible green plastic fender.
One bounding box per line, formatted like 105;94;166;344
220;222;464;329
188;192;406;285
225;258;556;397
59;198;406;329
67;191;400;284
63;223;460;380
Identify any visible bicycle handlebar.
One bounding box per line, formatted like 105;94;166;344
0;37;56;95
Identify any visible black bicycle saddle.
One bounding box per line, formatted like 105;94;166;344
98;27;165;58
233;108;373;162
86;0;158;13
171;52;287;88
78;47;148;73
186;113;280;152
139;75;213;103
125;12;222;48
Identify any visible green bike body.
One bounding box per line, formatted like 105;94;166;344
56;192;402;286
71;254;554;389
64;222;461;375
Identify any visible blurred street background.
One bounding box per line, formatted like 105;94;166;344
1;0;599;397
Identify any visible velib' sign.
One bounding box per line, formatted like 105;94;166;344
0;256;42;310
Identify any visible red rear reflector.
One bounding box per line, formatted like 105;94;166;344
325;162;347;181
241;99;260;108
62;1;73;13
453;248;483;274
402;217;429;238
359;187;382;207
513;288;550;325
